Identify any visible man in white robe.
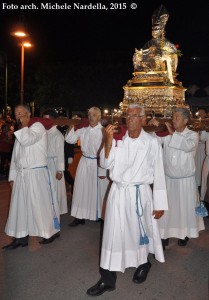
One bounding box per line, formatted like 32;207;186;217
43;110;68;215
2;105;60;250
194;108;207;188
65;107;110;226
151;108;205;249
200;130;209;215
87;104;168;296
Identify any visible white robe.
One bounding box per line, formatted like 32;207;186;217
158;127;205;239
97;168;111;219
47;126;67;214
99;130;168;272
200;131;209;201
194;135;206;187
5;122;60;239
65;123;108;220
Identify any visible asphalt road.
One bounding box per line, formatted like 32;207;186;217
0;148;208;300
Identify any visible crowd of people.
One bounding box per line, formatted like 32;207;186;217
0;114;16;177
1;103;208;297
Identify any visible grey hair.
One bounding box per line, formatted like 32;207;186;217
15;104;31;113
88;106;101;120
173;107;190;120
127;104;145;116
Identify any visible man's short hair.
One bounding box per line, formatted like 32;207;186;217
42;109;59;119
127;104;145;116
173;107;190;120
15;104;31;113
88;107;101;120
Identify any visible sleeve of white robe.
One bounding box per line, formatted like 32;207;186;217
98;166;107;177
99;139;117;170
65;127;84;144
200;130;208;141
169;130;199;153
9;122;45;181
152;138;168;211
14;122;45;146
55;133;65;171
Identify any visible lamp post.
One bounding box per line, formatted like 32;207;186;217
19;41;32;104
10;28;32;104
20;42;24;104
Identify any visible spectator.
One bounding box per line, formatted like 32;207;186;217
0;124;14;176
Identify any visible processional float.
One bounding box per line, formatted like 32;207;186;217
39;5;209;132
116;4;209;132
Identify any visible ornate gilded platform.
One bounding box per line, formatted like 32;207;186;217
121;71;187;116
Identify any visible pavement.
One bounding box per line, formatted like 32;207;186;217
0;148;209;300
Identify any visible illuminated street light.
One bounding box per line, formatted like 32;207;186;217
11;31;29;38
10;22;30;38
10;26;33;104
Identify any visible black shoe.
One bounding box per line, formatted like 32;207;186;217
2;236;28;250
178;237;189;247
132;261;152;284
95;218;103;223
39;232;60;245
86;279;115;296
68;218;85;227
162;238;169;250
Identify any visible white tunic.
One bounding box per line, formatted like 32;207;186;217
99;130;168;272
200;131;209;201
5;122;60;239
47;126;67;214
65;123;108;220
195;135;206;187
158;127;205;239
97;168;111;219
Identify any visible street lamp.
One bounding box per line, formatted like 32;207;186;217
19;41;33;104
10;27;33;104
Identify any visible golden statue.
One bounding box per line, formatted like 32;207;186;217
121;4;187;116
133;5;178;83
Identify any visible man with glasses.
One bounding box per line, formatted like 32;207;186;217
87;104;168;296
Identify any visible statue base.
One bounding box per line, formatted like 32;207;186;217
120;71;187;116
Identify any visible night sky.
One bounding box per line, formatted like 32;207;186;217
1;0;209;110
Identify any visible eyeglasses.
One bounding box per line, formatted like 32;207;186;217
125;114;145;119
